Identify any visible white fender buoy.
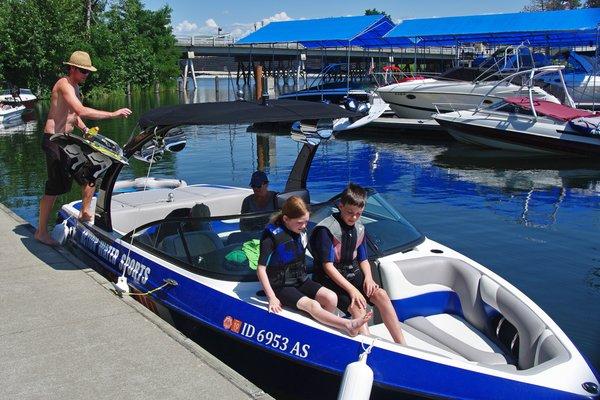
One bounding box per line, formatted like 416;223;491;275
51;219;71;245
337;342;375;400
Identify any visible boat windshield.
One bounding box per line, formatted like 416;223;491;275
311;191;424;256
126;191;423;281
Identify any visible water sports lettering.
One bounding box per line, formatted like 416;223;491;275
77;229;150;284
223;315;311;358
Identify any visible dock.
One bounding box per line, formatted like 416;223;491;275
0;204;272;400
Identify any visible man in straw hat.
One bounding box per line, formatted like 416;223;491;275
35;51;132;246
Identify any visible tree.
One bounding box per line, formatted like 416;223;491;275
523;0;581;10
364;8;391;19
585;0;600;6
0;0;179;96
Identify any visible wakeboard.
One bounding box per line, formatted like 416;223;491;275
50;132;128;165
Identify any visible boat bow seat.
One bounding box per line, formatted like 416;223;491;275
404;314;509;365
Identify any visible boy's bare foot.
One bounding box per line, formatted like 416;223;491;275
34;230;60;247
79;211;93;222
345;311;373;337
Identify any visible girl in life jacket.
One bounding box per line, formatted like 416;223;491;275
256;196;372;337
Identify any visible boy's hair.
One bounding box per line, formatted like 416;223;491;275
340;182;367;208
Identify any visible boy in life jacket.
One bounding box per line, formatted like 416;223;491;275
311;183;406;344
256;196;371;336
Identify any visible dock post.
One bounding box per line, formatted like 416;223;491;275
215;75;219;101
254;64;263;100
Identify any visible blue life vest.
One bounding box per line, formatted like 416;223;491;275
264;223;307;287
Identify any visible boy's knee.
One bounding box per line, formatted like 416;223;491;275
371;287;390;304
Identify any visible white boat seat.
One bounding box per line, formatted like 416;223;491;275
405;314;509;365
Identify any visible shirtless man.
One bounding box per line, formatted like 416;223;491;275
35;51;132;246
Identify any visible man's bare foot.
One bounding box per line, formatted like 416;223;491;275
34;230;60;247
79;211;93;222
345;311;373;336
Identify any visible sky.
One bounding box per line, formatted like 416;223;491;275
142;0;531;39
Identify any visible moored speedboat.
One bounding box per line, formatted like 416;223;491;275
434;66;600;156
377;45;559;120
55;99;599;399
279;63;389;131
0;103;25;123
0;88;37;109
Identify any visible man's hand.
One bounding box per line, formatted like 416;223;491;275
111;108;132;118
268;296;283;313
350;288;367;310
363;277;379;298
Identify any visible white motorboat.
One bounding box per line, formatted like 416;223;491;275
377;75;559;120
53;99;599;399
535;50;600;107
0;88;37;108
434;66;600;156
377;45;559;120
0;103;25;123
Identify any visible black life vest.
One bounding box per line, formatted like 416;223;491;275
264;223;307;287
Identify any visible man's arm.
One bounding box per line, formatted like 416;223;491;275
75;116;87;132
60;80;131;120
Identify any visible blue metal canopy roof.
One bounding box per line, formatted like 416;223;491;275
384;8;600;47
236;15;397;48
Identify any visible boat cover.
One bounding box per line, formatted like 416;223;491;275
138;99;359;129
568;117;600;137
235;15;400;48
384;8;600;47
504;97;597;121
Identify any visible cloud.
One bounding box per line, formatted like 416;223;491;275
172;12;293;38
205;18;218;29
230;11;293;39
173;18;221;36
173;20;198;35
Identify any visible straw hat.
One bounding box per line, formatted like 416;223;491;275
63;51;97;72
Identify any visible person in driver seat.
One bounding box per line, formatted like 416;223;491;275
256;196;371;337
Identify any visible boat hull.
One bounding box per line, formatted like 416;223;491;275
435;113;600;156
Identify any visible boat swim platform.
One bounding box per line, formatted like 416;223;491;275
369;116;447;133
0;203;272;400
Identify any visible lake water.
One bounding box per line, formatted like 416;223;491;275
0;78;598;372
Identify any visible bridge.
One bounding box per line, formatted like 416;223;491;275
174;35;457;87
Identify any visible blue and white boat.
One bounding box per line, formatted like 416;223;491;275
56;99;599;399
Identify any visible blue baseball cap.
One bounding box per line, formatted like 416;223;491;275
249;170;269;187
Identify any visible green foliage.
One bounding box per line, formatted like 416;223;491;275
523;0;582;10
585;0;600;6
364;8;391;19
0;0;179;97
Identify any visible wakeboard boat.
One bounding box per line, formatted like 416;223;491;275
0;87;37;109
55;99;599;399
434;66;600;156
278;63;389;131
